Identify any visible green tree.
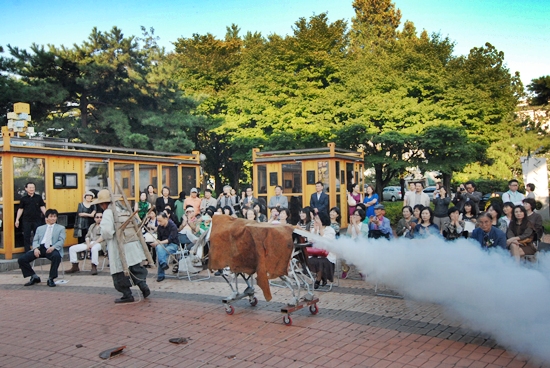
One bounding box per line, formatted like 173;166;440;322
527;75;550;106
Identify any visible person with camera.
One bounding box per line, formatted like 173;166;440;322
217;185;237;215
453;181;482;213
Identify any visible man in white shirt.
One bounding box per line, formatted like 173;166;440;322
403;182;416;207
18;209;66;287
408;182;431;208
502;179;525;206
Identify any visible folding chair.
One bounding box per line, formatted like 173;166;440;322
171;243;211;282
82;254;108;272
33;257;65;279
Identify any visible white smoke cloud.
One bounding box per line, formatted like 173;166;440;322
308;232;550;362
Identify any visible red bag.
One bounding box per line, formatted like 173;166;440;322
305;247;328;258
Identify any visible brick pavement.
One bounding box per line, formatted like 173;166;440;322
0;261;548;368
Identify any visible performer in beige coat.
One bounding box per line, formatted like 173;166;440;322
94;189;150;303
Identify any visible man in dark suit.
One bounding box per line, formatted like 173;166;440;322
310;181;329;216
18;208;66;287
15;182;46;252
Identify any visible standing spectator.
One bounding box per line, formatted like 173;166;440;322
241;187;258;208
403;182;416;207
173;191;186;223
441;207;465;240
414;207;440;238
347;184;362;218
134;192;151;221
507;205;536;261
268;185;288;210
310;181;329;216
218;185;237;214
146;185;157;207
155;186;176;215
433;187;451;229
453;181;482;212
74;192;96;245
363;185;379;218
15;182;46;252
523;197;543;241
184;188;201;214
525;183;536;199
368;204;393;239
409;182;430;208
17;209;65;287
501;179;525;206
396;206;415;238
200;189;217;214
470;212;507;249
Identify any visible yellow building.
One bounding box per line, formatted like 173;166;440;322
252;143;364;228
0;127;200;259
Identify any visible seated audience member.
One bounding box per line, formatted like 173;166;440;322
414;207;440;238
222;205;238;218
254;203;267;223
433;187;451;229
200;189;217;215
348;208;369;239
178;206;200;246
412;204;424;226
198;215;212;235
275;208;290;225
67;212;106;275
507;205;536;261
163;205;180;227
523;197;543;241
18;209;66;287
268;207;280;223
396;206;415;238
441;207;466;240
368;204;393;239
461;201;478;234
184;188;202;214
296;207;313;231
308;212;337;289
486;202;503;228
143;210;158;267
241;186;258;208
151;211;180;282
245;208;259;222
329;207;341;237
470;212;507;249
239;204;250;219
499;202;514;232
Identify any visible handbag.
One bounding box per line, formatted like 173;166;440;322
73;227;82;238
347;194;357;207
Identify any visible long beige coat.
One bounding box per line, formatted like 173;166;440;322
100;206;146;275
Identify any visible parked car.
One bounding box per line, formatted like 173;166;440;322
423;186;438;201
382;186;402;201
479;191;504;210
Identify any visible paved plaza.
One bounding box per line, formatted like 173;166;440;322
0;260;548;368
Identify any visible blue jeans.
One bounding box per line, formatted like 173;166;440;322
156;243;178;277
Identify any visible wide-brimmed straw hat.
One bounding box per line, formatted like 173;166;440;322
91;189;121;205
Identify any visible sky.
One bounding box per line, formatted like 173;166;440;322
1;0;548;87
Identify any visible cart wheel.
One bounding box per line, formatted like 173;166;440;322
249;297;258;307
225;305;235;315
283;315;292;326
309;304;319;315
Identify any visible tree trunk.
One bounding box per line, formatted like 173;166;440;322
80;92;88;129
442;172;452;194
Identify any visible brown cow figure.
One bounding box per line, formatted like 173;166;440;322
209;215;295;301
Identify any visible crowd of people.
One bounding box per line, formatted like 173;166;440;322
15;177;544;300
